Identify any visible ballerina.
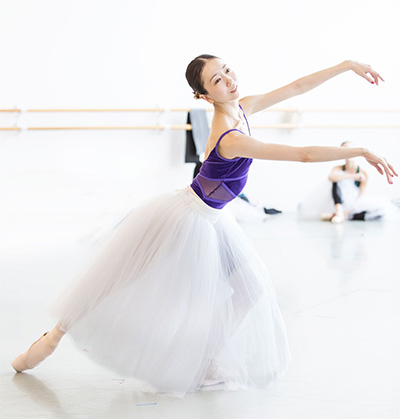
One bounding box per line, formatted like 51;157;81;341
11;54;397;397
321;141;384;223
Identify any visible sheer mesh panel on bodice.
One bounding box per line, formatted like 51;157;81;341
197;176;236;202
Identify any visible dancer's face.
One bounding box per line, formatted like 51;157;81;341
201;58;239;104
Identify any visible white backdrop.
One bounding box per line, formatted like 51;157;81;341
0;0;399;239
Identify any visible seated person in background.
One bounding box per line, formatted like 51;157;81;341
321;141;378;223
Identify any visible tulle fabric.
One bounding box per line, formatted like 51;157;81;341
297;179;398;221
50;187;290;397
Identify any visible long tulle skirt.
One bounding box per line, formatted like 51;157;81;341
50;187;291;397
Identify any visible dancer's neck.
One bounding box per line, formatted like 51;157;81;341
345;159;357;171
213;100;243;126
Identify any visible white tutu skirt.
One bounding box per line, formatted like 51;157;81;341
298;179;399;221
50;187;291;397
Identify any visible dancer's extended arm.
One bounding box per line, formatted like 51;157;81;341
240;60;384;115
219;133;397;185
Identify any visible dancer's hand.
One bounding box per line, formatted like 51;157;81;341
363;149;398;184
355;172;366;183
350;61;384;85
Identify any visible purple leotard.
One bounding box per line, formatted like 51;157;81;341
190;105;253;209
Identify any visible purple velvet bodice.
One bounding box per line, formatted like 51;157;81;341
190;105;253;209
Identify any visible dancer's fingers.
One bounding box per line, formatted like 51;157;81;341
354;66;373;83
367;160;383;175
362;73;374;83
369;69;379;85
385;168;393;184
367;159;383;175
352;62;383;85
365;151;396;184
380;157;397;177
373;163;384;175
380;159;395;184
388;162;398;177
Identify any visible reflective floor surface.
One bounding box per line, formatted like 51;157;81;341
1;212;399;419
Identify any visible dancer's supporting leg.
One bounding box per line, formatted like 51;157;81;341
11;323;65;372
330;182;345;223
321;182;345;223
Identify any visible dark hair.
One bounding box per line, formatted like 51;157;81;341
185;54;219;99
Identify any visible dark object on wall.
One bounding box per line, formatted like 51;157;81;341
193;162;202;178
185;109;209;164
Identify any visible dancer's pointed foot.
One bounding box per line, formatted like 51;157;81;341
202;360;232;387
320;212;345;224
320;212;334;221
11;327;64;373
331;213;345;224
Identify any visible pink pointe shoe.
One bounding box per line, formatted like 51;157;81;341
331;213;345;224
11;332;57;372
320;212;345;224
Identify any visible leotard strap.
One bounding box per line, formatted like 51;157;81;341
239;104;251;135
216;128;245;147
214;105;251;156
215;129;246;161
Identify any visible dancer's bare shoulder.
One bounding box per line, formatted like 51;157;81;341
204;119;239;160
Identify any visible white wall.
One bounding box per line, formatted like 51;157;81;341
1;0;399;237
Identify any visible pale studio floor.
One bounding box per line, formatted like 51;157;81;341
1;209;400;419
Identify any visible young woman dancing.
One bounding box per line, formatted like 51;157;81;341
11;55;397;397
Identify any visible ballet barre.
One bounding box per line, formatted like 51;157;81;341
0;107;296;113
1;123;400;131
25;125;192;130
1;108;399;130
1;108;399;113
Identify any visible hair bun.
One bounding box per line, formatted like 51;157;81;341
193;91;201;100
